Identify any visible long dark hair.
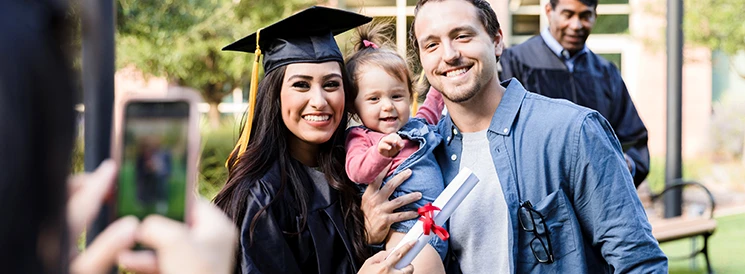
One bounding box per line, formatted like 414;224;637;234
213;62;369;262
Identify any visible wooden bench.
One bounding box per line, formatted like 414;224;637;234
644;180;717;274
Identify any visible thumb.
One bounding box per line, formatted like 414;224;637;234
71;216;138;273
136;215;190;251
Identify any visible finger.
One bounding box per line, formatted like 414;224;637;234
137;215;190;250
71;216;138;274
380;169;412;196
399;264;415;274
67;174;86;197
118;250;159;274
384;240;416;267
386;211;420;224
363;177;383;200
190;199;238;247
367;249;390;264
67;159;118;236
379;142;393;151
382;191;421;213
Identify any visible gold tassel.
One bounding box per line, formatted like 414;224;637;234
411;70;426;114
227;29;262;168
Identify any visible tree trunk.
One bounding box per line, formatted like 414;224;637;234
208;102;221;129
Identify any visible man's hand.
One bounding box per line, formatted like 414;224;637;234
378;133;404;158
361;169;421;244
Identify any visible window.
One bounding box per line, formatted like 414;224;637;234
508;0;631;39
593;15;629;34
512;15;541;36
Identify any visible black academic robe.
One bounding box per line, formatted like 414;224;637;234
500;35;650;187
238;161;358;274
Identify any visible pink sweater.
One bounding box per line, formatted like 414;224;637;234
345;88;444;184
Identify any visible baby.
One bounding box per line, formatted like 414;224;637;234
345;23;446;273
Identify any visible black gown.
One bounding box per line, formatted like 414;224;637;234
500;35;650;187
238;161;358;274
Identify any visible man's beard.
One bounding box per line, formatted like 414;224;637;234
440;80;482;103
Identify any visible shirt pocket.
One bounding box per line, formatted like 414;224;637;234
516;188;578;264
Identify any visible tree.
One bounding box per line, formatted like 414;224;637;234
684;0;745;79
116;0;313;128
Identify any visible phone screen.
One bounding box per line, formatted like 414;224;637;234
118;101;189;221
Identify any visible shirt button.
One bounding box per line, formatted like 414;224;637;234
446;136;451;141
503;128;508;133
451;154;457;161
453;128;458;135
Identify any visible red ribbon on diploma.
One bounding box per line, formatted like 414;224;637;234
418;203;449;241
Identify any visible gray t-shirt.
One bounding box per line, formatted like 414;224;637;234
450;129;510;273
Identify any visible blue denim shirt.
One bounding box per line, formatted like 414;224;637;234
385;118;448;259
436;79;667;273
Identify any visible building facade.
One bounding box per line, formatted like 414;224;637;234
334;0;715;159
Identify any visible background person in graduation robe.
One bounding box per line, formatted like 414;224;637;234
499;0;650;187
213;6;418;274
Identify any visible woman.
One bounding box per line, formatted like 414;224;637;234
0;1;238;273
213;6;415;274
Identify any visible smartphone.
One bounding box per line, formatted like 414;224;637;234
111;92;200;223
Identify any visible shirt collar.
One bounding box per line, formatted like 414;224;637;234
443;78;527;141
540;28;588;59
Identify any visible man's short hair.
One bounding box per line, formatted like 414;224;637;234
409;0;501;56
549;0;598;9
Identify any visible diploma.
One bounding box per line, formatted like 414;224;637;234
387;167;480;269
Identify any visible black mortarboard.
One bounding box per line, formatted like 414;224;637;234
223;6;371;167
223;5;372;73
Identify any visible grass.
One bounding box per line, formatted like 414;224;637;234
661;213;745;273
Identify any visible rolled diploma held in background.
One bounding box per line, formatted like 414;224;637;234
387;168;480;269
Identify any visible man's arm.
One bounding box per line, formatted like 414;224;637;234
569;112;666;273
606;65;650;187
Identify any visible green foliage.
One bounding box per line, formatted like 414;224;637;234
72;136;85;173
683;0;745;57
115;0;314;106
645;157;712;193
198;122;237;199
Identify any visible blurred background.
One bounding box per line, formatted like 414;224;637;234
67;0;744;273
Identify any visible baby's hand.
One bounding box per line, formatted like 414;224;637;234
378;133;404;158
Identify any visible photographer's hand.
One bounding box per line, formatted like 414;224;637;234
118;199;238;274
68;160;140;273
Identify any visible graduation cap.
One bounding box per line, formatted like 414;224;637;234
223;6;371;167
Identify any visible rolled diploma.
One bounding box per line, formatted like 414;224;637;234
387;167;480;269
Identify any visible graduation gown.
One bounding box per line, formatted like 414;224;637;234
500;35;649;187
238;161;358;274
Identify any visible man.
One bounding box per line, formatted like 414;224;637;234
408;0;667;272
500;0;649;187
